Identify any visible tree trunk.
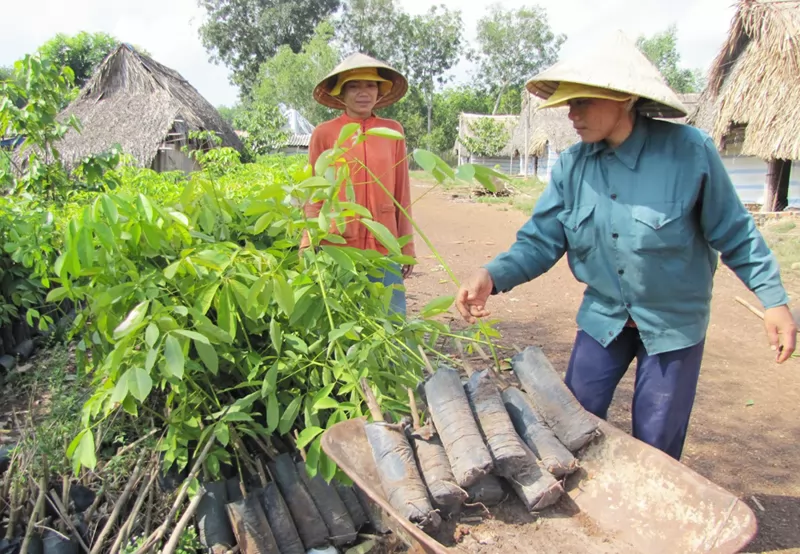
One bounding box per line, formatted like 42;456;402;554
492;89;503;115
427;100;433;136
764;159;791;212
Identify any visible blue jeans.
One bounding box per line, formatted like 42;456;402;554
368;263;406;317
564;328;704;460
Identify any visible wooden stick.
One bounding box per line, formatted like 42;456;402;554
360;378;384;422
130;435;217;554
160;488;205;554
735;296;764;320
512;344;523;354
89;456;146;554
454;339;475;377
407;388;421;430
144;481;155;537
83;485;105;525
108;464;159;554
293;429;307;462
4;476;22;540
47;492;91;553
472;343;491;362
20;474;47;554
59;475;70;534
114;428;159;459
417;345;435;375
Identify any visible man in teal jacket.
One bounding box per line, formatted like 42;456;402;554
456;32;797;461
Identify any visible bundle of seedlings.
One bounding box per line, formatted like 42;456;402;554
511;346;600;453
293;431;358;547
502;386;578;478
404;387;468;513
422;358;493;488
505;444;564;512
268;453;330;551
334;483;369;532
225;479;281;554
458;342;529;478
465;475;506;507
361;379;441;532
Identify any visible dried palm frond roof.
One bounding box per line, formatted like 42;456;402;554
688;0;800;159
454;113;519;157
56;44;243;168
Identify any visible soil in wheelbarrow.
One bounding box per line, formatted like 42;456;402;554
424;493;637;554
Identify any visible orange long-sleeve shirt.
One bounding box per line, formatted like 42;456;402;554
300;113;415;258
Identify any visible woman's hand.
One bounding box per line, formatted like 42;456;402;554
402;264;414;278
763;305;798;363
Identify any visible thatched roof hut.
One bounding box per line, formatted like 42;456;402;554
56;44;243;171
688;0;800;210
454;113;519;158
689;0;800;159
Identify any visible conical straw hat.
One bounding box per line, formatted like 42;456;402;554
526;30;688;119
314;53;408;110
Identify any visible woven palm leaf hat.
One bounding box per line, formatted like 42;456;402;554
313;52;408;110
526;30;688;119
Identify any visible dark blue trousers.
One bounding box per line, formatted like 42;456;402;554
564;328;704;460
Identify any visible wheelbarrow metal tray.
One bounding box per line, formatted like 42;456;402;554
321;416;756;553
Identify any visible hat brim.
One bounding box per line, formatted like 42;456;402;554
314;55;408;110
537;83;632;110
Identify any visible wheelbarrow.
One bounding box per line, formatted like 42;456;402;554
321;415;757;553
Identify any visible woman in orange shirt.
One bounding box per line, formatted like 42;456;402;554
301;53;415;316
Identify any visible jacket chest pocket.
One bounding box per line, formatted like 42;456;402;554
557;205;596;261
630;201;689;252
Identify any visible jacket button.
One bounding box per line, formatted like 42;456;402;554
612;233;619;239
611;194;618;200
618;269;625;275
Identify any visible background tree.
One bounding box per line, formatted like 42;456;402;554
198;0;341;94
636;25;704;93
395;5;463;138
36;31;120;88
233;102;289;158
471;4;565;114
460;117;510;157
251;20;340;125
336;0;402;66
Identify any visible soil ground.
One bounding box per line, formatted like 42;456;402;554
403;179;800;554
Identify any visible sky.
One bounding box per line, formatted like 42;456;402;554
0;0;737;108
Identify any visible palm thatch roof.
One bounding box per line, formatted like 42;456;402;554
56;44;243;168
454;113;519;157
688;0;800;160
514;91;702;157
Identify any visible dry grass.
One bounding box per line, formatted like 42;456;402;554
55;44;242;169
692;0;800;160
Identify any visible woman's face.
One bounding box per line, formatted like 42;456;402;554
341;80;380;118
567;98;630;143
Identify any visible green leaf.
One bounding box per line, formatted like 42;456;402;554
314;397;339;410
223;412;254;423
336;122;361;146
273;275;295;317
269;319;282;356
145;324;159;348
261;361;279;397
217;286;236;341
164;261;181;279
45;287;69;303
254;213;271;234
266;393;280;433
113;301;149;339
296;426;324;450
311;384;336;409
77;226;94;268
421;295;455;318
195;341;219;375
122;396;138;417
320;452;337;482
128;367;153;402
413;149;437;172
68;430;96;473
365;127;404;140
214;424;230;447
174;329;210;345
111;375;129;404
101;195;119;224
278;396;303;435
321;246;355;273
145;347;158;371
195;282;221;316
456;164;476;182
137;193;154;222
164;335;185;379
361;220;401;255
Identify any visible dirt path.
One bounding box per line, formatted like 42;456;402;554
405;180;800;554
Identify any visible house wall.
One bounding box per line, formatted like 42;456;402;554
459;155;517;174
519;144;559;181
151;144;201;173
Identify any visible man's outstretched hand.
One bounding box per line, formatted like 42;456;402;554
764;305;798;363
456;268;494;324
